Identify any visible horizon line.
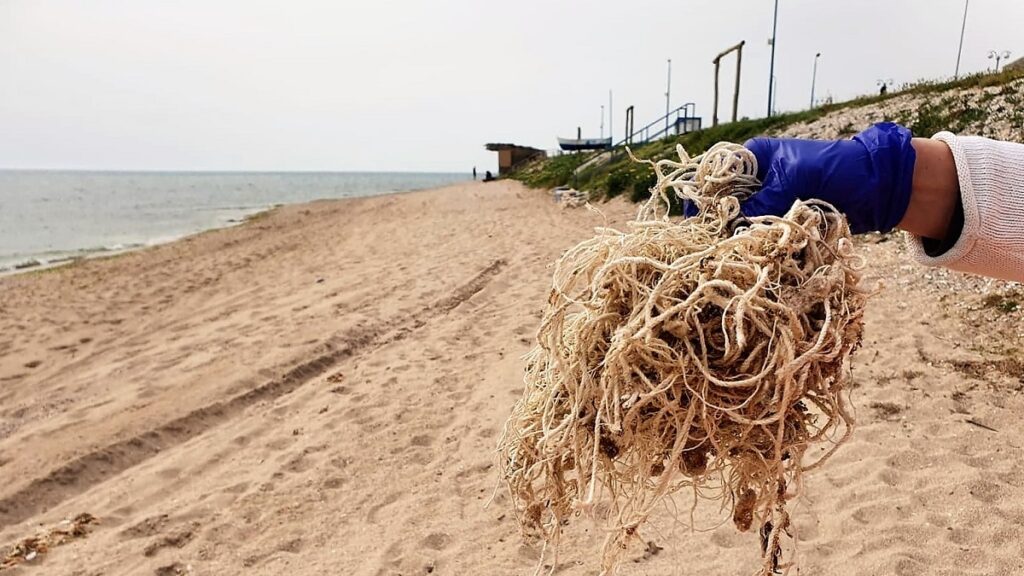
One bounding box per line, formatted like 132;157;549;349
0;167;475;175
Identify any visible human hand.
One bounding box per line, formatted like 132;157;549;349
739;122;917;234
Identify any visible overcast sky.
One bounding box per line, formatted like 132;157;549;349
1;0;1020;172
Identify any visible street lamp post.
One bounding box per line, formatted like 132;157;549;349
809;52;821;109
665;59;672;134
772;75;778;116
767;0;779;117
600;104;605;139
989;50;1012;72
955;0;970;78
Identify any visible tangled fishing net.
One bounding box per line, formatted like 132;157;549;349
497;142;868;574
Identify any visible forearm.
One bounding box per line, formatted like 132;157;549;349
897;138;960;240
904;132;1024;282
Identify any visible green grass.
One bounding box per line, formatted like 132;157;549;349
510;68;1024;204
514;108;826;204
514;153;588;189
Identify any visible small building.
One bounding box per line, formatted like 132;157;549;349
485;143;546;175
674;116;702;135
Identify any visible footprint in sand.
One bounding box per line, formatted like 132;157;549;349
886;448;932;471
157;467;182;480
373;540;407;574
144;526;196;557
410;434;434;447
421;532;451;551
946;526;976;546
366;492;402;523
322;476;345;490
265;436;298;452
224;481;250;494
967;478;1004;503
276;537;304;554
454;462;491;481
120;514;171;540
709;527;745;549
793;518;820;541
154;562;189;576
877;467;901;487
281;453;313;474
997;462;1024;487
893;557;928;576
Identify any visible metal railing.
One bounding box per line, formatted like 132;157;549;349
613;103;698;147
563;103;703;177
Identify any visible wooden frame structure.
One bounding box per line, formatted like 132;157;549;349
712;40;745;127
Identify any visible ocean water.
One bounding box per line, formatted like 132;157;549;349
0;170;469;272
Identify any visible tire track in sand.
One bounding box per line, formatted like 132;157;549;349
0;259;507;529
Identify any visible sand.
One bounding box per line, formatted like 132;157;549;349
1;180;1023;576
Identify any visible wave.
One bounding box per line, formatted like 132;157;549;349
0;243;148;274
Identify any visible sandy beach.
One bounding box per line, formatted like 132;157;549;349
2;180;1024;576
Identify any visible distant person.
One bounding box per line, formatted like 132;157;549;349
473;166;477;180
731;122;1023;282
879;83;888;96
483;170;495;182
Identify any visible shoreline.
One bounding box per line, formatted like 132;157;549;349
0;205;274;277
0;176;475;276
0;171;471;276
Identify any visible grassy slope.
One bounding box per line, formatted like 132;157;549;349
511;68;1024;206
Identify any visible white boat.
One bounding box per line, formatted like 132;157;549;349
557;137;612;151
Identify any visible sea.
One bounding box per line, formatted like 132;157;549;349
0;170;469;273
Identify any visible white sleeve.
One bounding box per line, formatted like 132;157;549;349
906;132;1024;282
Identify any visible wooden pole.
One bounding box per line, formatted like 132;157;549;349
733;41;745;122
625;105;634;144
713;58;721;127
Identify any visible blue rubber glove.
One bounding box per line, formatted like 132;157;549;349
738;122;917;234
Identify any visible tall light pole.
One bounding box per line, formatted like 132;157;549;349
772;75;778;116
767;0;779;117
600;104;605;139
608;90;613;144
665;59;672;133
954;0;969;78
809;52;821;109
989;50;1012;72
